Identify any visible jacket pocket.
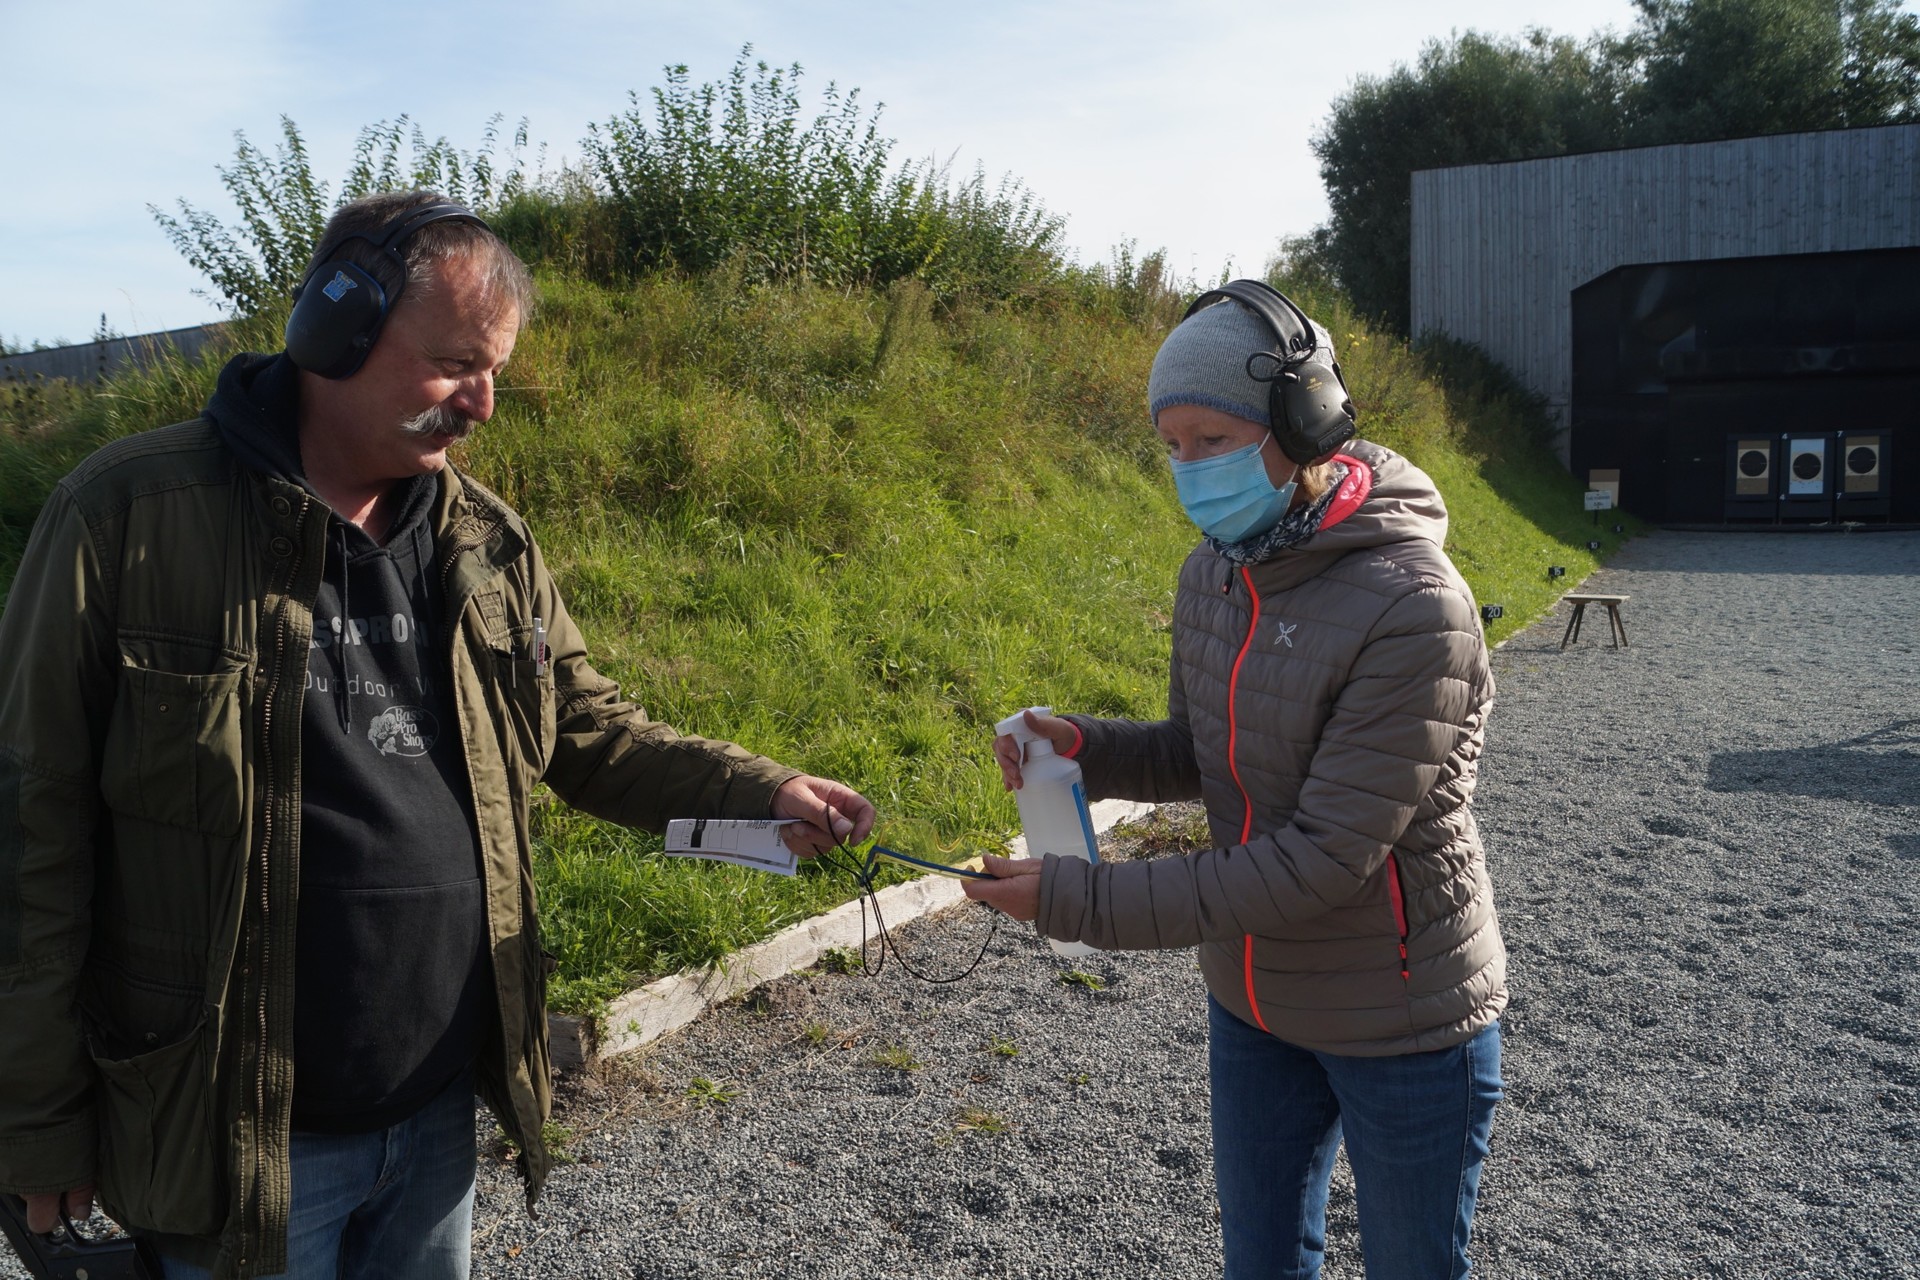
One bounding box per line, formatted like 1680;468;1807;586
99;662;247;835
89;1015;226;1236
490;651;555;777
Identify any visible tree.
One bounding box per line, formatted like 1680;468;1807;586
1838;0;1920;122
1312;29;1625;332
1626;0;1920;141
1311;0;1920;334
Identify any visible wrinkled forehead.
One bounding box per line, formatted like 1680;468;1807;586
401;249;529;334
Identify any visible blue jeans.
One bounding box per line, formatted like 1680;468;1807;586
155;1066;477;1280
1208;996;1502;1280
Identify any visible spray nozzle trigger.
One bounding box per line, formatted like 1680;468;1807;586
993;706;1052;742
994;706;1057;762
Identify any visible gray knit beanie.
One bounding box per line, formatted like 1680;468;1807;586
1147;299;1338;426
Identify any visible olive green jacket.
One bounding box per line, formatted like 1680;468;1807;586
0;418;796;1277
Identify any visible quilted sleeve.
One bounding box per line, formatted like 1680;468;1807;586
1040;581;1488;949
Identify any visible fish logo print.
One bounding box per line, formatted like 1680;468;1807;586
321;270;359;303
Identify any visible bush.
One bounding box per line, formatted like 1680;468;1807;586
583;48;1066;298
149;114;540;316
149;49;1072;319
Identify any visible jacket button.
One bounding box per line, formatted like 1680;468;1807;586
271;537;294;557
271;496;292;516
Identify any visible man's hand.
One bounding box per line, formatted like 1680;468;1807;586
23;1185;92;1233
993;709;1079;791
960;853;1043;921
771;775;876;856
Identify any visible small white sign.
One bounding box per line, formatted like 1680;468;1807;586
1583;490;1614;511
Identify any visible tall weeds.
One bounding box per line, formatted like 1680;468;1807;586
148;113;540;316
146;47;1069;319
583;48;1066;296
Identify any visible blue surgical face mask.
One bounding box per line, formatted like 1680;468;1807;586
1169;433;1298;542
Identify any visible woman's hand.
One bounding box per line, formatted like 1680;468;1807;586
992;709;1079;791
960;853;1043;921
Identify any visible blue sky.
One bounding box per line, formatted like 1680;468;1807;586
2;0;1660;346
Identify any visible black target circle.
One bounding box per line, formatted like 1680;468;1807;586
1848;446;1877;475
1792;451;1823;481
1738;449;1768;477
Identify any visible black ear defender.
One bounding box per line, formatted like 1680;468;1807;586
1181;279;1357;465
284;201;491;379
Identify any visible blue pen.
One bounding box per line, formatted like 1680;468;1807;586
864;845;995;881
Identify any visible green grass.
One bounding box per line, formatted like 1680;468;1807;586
494;1119;576;1165
0;269;1631;1017
683;1076;737;1108
948;1107;1012;1139
866;1044;924;1072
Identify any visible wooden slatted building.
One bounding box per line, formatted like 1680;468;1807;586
1410;123;1920;524
0;322;229;386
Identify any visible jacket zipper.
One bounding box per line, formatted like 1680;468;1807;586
248;603;281;1276
246;494;305;1275
1386;853;1411;983
1225;566;1271;1033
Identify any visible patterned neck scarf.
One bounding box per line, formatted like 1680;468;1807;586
1205;461;1351;567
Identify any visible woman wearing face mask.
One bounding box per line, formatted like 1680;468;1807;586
964;282;1507;1280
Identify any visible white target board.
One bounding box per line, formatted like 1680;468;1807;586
1786;437;1827;496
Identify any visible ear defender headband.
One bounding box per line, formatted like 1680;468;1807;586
284;201;491;379
1181;279;1357;465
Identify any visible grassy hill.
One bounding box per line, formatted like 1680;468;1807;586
0;263;1635;1017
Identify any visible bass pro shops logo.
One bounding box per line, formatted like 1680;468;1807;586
321;270;359;302
367;705;439;758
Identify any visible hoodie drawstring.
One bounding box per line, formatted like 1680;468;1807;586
336;521;353;735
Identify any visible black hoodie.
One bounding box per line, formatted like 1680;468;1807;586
206;353;491;1132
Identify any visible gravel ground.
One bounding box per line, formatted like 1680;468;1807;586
8;531;1912;1280
465;530;1920;1280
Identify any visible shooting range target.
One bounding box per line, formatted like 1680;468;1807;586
1734;438;1771;495
1843;434;1882;493
1786;437;1827;495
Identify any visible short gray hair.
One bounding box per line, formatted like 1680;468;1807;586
305;189;536;326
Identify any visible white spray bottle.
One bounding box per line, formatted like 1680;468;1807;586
995;706;1100;959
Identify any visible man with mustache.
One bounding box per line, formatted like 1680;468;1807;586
0;190;874;1280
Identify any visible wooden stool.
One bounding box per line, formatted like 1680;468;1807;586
1560;593;1629;649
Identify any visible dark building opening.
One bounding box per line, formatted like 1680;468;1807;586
1570;246;1919;525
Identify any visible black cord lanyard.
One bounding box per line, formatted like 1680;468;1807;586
812;825;1000;985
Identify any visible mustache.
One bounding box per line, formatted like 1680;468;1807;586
398;404;476;440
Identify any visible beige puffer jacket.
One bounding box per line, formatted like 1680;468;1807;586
1037;439;1507;1056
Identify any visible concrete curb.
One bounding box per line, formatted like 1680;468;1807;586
547;797;1157;1069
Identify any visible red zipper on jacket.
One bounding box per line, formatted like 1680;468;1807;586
1226;565;1271;1032
1385;852;1411;982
